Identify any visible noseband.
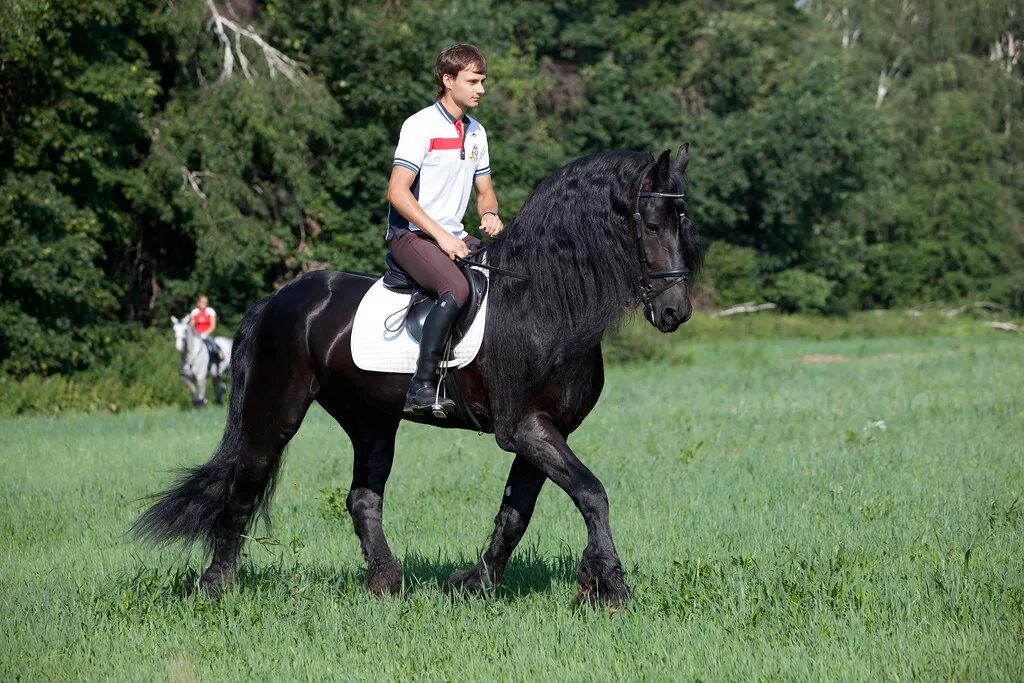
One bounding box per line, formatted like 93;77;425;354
631;162;690;312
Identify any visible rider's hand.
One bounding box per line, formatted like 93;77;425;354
439;233;471;260
480;212;504;238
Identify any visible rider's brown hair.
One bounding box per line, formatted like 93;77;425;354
434;44;487;100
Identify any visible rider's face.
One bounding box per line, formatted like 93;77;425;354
443;67;486;111
198;297;208;309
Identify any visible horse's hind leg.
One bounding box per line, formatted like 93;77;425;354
321;401;403;596
444;456;545;595
200;372;314;596
213;373;224;405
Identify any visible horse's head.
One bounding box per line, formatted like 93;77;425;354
170;315;190;352
633;143;700;333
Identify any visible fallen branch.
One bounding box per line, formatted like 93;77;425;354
712;302;778;317
180;166;213;202
983;321;1021;333
944;301;1005;318
205;0;308;86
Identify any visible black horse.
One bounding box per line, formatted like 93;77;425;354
134;144;701;607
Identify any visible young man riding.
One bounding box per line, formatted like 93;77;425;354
386;44;503;418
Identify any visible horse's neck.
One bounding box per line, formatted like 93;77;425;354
186;329;204;354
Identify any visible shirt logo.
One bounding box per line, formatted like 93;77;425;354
469;144;480;163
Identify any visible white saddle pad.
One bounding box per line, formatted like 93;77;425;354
351;272;488;373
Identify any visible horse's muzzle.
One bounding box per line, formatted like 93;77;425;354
646;302;691;333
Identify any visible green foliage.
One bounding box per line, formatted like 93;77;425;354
701;241;761;307
996;271;1024;316
861;90;1023;306
2;0;1022;380
692;55;885;311
0;328;183;415
767;268;834;314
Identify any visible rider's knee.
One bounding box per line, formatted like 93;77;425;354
443;279;470;308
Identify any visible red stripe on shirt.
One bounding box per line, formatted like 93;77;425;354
429;137;462;151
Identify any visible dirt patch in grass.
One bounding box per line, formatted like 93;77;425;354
803;354;849;363
803;351;926;364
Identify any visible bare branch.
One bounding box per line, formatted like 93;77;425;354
180;166;213;202
204;0;308;86
990;31;1021;74
943;301;1005;318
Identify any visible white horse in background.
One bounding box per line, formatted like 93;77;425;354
171;316;233;407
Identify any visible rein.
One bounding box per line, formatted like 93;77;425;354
630;161;690;312
455;252;531;281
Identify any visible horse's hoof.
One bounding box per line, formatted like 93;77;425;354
577;556;630;609
192;564;235;599
577;581;630;610
443;564;495;598
366;563;403;597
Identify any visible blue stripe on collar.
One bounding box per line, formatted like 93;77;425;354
434;101;455;123
434;101;471;126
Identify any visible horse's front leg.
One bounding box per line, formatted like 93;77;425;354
181;375;198;403
444;455;546;595
499;413;630;607
195;373;207;406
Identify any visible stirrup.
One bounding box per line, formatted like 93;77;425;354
403;384;455;419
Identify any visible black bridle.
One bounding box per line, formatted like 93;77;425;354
453;160;690;300
631;162;690;311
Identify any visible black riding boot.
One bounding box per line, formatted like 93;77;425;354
404;292;461;419
204;337;223;362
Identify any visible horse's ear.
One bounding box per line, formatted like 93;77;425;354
674;143;690;175
654;149;672;181
171;316;178;324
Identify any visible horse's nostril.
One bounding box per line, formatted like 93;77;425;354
663;307;678;323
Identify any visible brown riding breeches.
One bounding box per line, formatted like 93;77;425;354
388;231;480;308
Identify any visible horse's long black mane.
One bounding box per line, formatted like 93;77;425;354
483;150;699;419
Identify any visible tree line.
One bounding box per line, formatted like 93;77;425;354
2;0;1022;377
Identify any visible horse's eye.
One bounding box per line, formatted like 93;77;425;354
645;222;660;234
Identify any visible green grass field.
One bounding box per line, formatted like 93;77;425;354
2;333;1022;680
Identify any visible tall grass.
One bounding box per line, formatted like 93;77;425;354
1;334;1021;679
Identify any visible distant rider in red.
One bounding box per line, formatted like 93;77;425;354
189;295;223;361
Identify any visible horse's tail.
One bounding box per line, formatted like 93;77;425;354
132;297;271;551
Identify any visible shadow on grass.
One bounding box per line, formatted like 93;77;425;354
106;561;363;609
110;545;578;609
401;544;578;599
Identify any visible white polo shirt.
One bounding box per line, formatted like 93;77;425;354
387;101;491;241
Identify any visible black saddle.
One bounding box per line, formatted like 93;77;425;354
382;246;488;346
